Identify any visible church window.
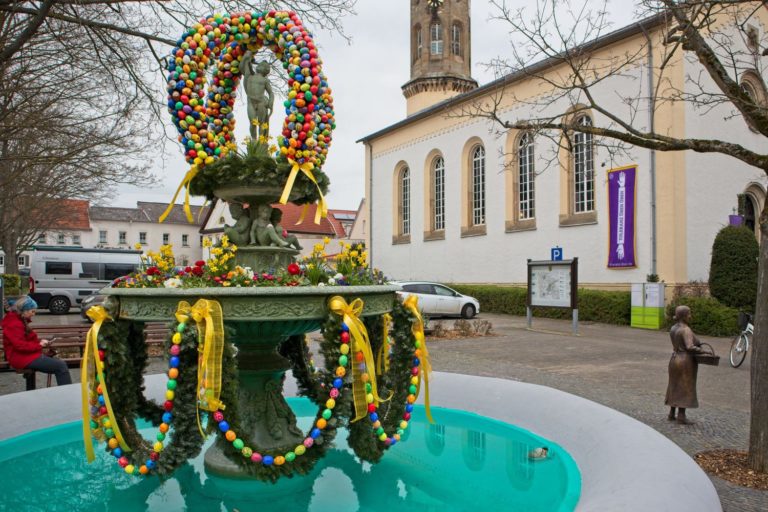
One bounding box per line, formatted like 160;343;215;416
415;25;423;62
400;167;411;236
740;70;766;133
573;115;594;213
451;23;461;56
518;133;535;220
472;145;486;226
433;156;445;230
430;23;443;55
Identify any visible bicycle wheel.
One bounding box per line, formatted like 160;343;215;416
729;333;749;368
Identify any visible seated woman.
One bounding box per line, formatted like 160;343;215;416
1;296;72;386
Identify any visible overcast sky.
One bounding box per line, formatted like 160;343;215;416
116;0;639;211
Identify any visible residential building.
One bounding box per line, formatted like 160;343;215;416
89;202;209;267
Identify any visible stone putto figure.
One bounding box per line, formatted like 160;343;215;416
241;51;274;140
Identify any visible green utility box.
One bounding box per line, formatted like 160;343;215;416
631;283;665;329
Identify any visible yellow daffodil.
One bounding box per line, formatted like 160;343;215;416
134;243;143;250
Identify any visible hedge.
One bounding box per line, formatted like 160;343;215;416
0;273;21;296
708;226;758;311
665;296;740;337
448;285;631;325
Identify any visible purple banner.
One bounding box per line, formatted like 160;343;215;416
607;166;637;268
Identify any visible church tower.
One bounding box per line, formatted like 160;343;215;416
402;0;478;116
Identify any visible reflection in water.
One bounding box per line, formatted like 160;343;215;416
462;430;486;471
506;439;536;491
0;402;579;512
425;423;446;456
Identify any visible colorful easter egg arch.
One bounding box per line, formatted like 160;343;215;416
165;10;334;221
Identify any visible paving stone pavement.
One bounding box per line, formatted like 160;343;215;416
2;311;767;510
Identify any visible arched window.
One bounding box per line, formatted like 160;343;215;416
451;23;461;56
740;71;766;133
472;145;486;225
573;116;594;213
433;156;445;230
400;167;411;235
430;22;443;55
518;132;535;220
415;25;423;62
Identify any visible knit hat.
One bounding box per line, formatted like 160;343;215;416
13;296;38;312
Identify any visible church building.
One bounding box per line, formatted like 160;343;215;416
359;1;768;291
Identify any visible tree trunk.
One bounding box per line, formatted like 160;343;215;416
749;188;768;472
0;236;19;275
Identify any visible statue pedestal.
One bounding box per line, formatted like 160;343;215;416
203;322;313;478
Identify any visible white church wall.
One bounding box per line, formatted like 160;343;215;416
372;64;654;285
682;31;768;283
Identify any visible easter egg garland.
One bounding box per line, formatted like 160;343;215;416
165;10;334;221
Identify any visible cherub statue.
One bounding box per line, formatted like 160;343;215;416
252;204;287;247
270;207;302;250
223;202;252;246
241;50;274;140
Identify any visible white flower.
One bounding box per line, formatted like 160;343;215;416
163;277;183;288
327;277;336;285
334;273;343;280
244;266;255;279
318;282;326;287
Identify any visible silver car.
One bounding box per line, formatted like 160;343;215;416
394;281;480;319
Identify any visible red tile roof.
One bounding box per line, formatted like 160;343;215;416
273;203;337;235
47;199;91;230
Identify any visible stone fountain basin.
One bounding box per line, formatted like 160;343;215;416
102;285;399;326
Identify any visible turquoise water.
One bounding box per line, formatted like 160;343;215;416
0;400;580;511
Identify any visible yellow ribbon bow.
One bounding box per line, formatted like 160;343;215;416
82;305;129;462
328;296;387;422
376;313;393;376
279;160;328;225
402;295;435;424
176;299;226;438
159;165;200;223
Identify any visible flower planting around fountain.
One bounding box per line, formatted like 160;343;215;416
81;9;434;483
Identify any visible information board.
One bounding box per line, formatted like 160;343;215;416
527;259;578;309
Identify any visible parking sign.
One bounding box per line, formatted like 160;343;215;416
551;247;563;261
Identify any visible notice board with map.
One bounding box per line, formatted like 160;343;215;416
527;259;578;309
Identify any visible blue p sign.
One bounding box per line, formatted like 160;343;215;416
551;247;563;261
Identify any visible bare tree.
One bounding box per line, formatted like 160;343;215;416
0;1;357;273
469;0;768;470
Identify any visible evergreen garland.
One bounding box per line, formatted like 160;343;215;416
187;141;330;204
100;319;206;476
94;296;420;480
346;299;415;462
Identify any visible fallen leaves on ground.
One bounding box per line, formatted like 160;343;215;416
695;449;768;490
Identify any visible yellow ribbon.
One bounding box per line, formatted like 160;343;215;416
376;314;393;376
159;166;199;223
403;295;434;424
279;160;328;225
176;299;226;438
328;296;386;422
82;306;129;462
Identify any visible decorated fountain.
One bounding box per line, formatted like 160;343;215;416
81;9;430;482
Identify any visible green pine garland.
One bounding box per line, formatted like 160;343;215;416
95;296;421;480
101;319;206;475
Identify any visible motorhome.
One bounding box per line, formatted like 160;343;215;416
29;246;141;314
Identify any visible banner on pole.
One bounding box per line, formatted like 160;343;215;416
607;165;637;268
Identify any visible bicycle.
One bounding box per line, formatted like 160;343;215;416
729;312;753;368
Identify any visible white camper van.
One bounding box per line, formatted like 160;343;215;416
29;246;141;314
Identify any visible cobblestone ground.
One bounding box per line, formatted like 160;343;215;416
2;311;767;510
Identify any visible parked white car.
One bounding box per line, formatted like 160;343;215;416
394;281;480;319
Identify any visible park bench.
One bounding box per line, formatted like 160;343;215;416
0;323;168;390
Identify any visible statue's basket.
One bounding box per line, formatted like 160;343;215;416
694;342;720;366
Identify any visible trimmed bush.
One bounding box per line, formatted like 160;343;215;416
0;273;21;296
449;285;631;325
708;225;758;311
666;296;739;337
